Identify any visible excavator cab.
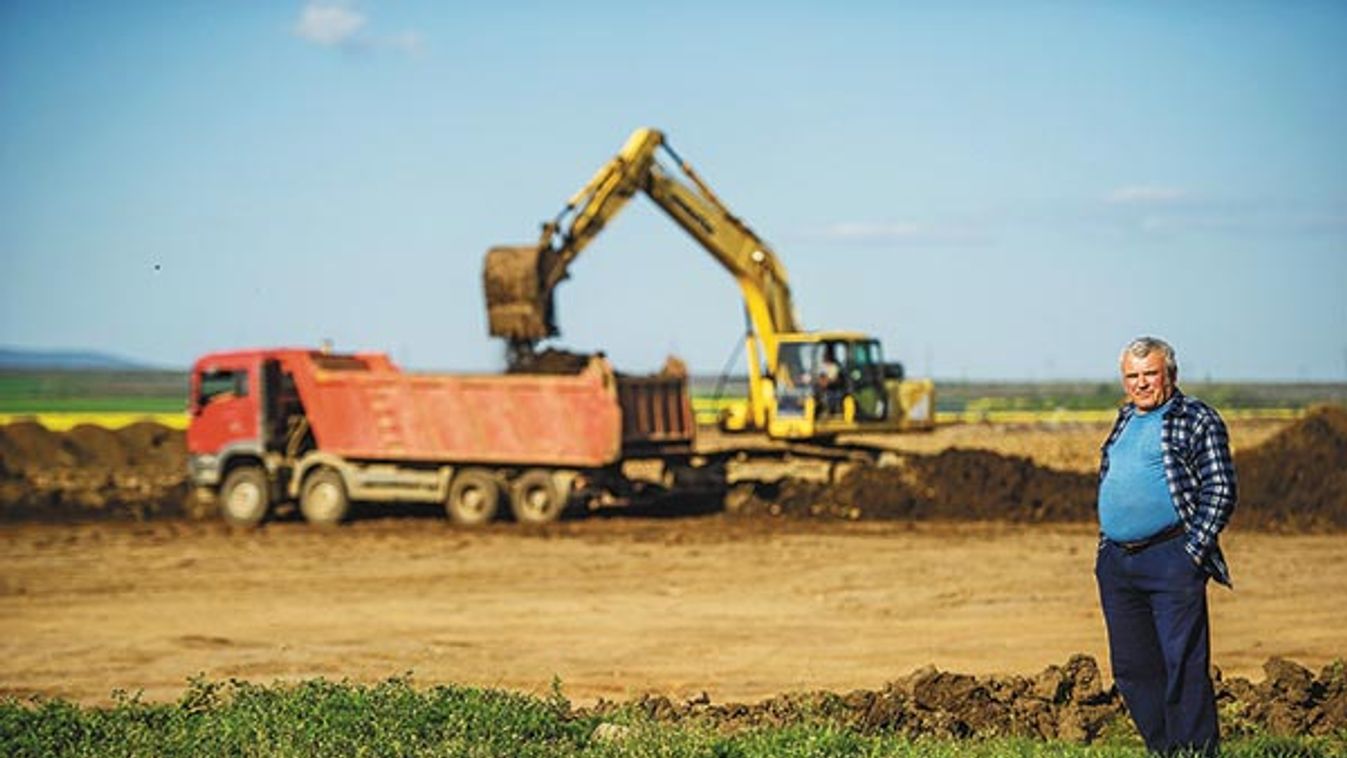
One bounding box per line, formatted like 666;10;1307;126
762;334;918;439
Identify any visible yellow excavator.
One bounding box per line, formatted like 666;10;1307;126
484;127;934;441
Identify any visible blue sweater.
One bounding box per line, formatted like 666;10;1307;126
1098;398;1179;541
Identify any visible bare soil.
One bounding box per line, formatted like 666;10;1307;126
1;410;1344;739
2;518;1344;715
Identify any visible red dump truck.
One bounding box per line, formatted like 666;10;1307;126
186;347;696;526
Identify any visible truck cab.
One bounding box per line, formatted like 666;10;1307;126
187;349;314;523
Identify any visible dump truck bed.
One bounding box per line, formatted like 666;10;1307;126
286;352;625;467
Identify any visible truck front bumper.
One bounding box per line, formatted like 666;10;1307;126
188;454;222;487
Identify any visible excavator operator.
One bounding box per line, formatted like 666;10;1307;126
815;344;844;416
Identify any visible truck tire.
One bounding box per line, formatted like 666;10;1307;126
220;466;270;526
300;468;349;526
446;468;501;526
509;469;566;524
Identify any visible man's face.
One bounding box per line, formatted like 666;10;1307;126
1121;350;1174;412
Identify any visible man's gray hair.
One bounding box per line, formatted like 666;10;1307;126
1121;336;1178;381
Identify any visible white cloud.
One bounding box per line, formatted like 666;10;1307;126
295;2;366;47
1105;185;1191;206
294;2;421;55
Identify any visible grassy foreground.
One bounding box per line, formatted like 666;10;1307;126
2;677;1340;758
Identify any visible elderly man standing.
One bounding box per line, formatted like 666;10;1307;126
1095;336;1236;757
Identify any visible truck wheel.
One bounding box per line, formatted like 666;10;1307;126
509;469;565;524
300;468;349;526
220;466;270;526
446;469;500;526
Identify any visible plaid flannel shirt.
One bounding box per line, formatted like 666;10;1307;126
1099;390;1238;587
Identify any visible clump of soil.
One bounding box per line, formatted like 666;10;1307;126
580;655;1347;742
1222;657;1347;738
735;405;1347;532
0;421;189;522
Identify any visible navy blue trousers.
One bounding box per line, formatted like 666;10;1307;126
1096;537;1219;756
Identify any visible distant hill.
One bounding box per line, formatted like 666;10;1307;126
0;348;153;370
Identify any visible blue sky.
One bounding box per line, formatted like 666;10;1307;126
2;2;1344;380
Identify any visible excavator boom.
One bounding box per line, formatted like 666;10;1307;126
485;128;797;354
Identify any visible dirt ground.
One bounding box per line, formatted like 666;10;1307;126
2;516;1344;709
1;411;1344;722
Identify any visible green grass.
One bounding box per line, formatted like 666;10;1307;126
690;377;1347;414
0;371;185;414
3;369;1344;416
2;677;1341;758
930;381;1347;414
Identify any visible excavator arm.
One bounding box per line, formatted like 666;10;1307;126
484;128;798;368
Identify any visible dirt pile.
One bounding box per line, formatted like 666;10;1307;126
0;421;189;521
581;655;1347;742
1222;657;1347;738
1233;405;1347;531
734;449;1098;523
506;347;595;375
735;405;1347;531
1;405;1345;529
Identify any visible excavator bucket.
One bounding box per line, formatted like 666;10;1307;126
483;245;556;341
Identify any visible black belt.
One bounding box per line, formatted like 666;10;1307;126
1113;523;1186;554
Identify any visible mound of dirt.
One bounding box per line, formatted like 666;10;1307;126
506;347;596;375
1233;405;1347;531
0;421;75;474
0;421;190;522
581;655;1347;742
1;405;1344;529
736;406;1347;532
116;421;187;469
63;423;132;467
738;449;1098;523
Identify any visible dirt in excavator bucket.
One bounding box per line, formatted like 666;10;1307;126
506;348;596;375
483;245;553;341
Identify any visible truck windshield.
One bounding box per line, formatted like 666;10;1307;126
199;369;248;405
